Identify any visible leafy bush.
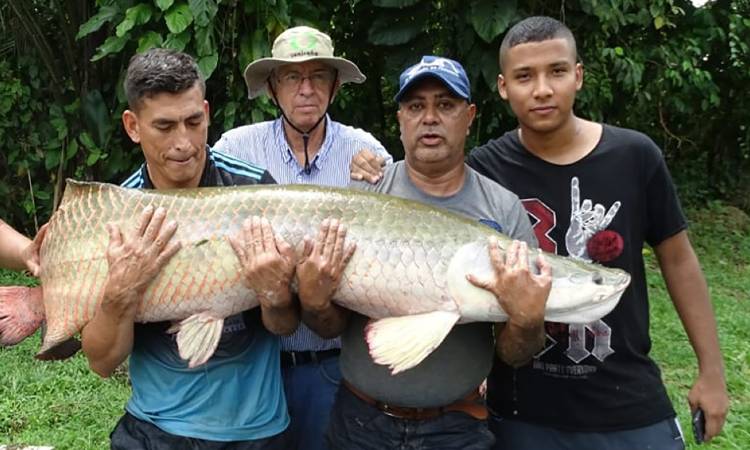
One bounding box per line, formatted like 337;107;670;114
1;0;748;234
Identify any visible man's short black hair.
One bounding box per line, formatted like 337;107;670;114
124;48;206;110
499;16;578;72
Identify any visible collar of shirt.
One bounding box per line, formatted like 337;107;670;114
273;115;335;174
138;145;214;189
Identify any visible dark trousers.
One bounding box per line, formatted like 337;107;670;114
110;412;293;450
281;353;341;450
489;413;685;450
325;384;495;450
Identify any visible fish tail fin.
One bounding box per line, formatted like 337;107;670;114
365;311;460;375
168;313;224;368
35;330;82;361
0;286;44;346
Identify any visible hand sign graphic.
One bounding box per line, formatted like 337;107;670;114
564;177;621;261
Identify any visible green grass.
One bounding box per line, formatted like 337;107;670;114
648;202;750;449
1;202;748;449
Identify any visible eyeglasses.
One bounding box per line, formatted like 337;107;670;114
274;70;337;90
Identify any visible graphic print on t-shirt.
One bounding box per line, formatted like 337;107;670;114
564;177;621;262
521;176;622;377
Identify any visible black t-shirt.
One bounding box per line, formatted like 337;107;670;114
467;125;687;432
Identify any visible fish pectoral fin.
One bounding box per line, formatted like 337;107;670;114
365;311;460;375
168;313;224;368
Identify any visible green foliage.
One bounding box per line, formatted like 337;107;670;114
0;0;748;235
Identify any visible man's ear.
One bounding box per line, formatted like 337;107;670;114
466;103;477;135
122;110;140;144
497;74;508;100
575;62;584;91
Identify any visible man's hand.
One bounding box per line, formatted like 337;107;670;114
350;149;385;184
21;223;47;276
229;216;295;309
467;239;552;329
688;369;729;441
297;218;356;311
468;239;552;366
102;206;180;318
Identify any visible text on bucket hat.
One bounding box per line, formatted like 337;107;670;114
243;26;366;99
394;56;471;102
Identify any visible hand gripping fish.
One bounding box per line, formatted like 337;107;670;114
0;180;631;374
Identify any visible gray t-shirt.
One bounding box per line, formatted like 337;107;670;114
342;161;536;408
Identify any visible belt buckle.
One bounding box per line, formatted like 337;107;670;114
378;403;404;419
378;403;429;421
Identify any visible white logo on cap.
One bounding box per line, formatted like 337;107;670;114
404;58;461;82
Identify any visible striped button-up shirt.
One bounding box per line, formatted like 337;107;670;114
214;116;392;351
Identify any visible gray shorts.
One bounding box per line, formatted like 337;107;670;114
489;414;685;450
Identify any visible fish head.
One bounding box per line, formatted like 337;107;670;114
544;260;631;324
447;240;631;325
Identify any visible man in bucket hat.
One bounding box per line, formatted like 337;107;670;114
213;25;392;450
306;55;550;450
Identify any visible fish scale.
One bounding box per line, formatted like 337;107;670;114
1;179;631;373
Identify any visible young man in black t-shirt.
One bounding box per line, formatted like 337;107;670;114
466;16;729;450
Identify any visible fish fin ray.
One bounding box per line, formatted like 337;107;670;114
365;311;459;375
172;313;224;368
0;286;44;346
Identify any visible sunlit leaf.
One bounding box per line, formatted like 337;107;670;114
137;31;164;53
165;3;193;34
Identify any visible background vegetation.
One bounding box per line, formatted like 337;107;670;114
1;203;748;449
0;0;748;235
0;1;748;445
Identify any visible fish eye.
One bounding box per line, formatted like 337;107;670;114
592;273;603;285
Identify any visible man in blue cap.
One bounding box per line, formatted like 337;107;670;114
302;55;552;449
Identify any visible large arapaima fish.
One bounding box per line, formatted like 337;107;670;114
0;180;630;374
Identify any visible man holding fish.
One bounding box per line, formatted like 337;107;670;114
306;56;555;449
79;48;302;449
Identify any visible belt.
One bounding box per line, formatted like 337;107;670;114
281;349;340;367
343;379;488;421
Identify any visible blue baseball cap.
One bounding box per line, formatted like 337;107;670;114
394;56;471;102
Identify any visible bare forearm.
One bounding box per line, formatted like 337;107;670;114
657;237;724;374
81;304;136;377
495;321;545;367
301;301;350;338
261;297;300;336
0;220;31;271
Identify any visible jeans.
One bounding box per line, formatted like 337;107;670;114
110;412;293;450
282;354;341;450
326;384;495;450
489;413;685;450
